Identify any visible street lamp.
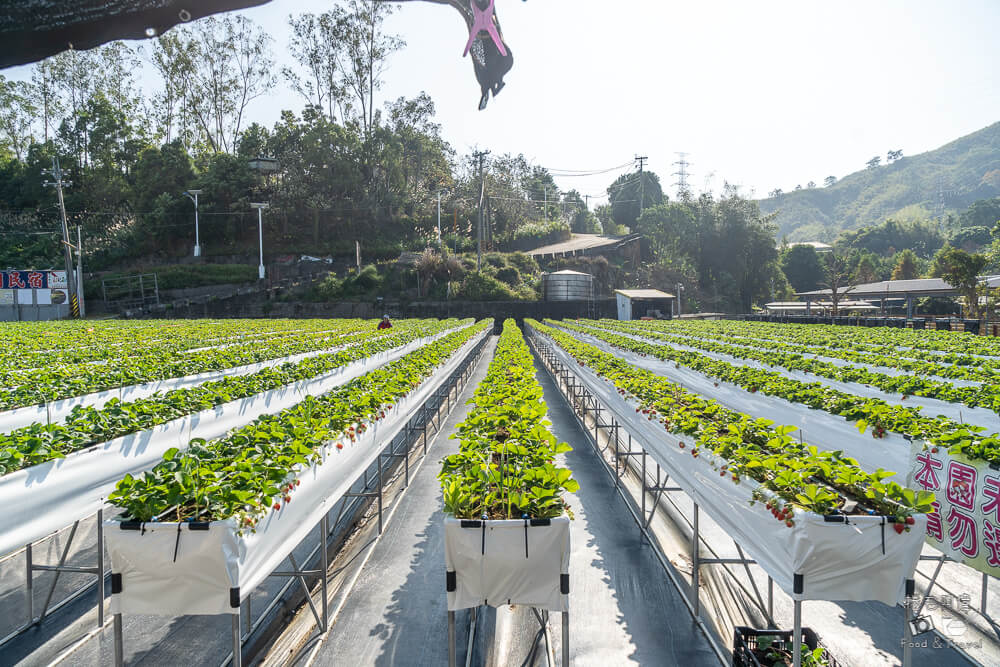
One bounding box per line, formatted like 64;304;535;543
183;189;203;257
250;202;269;280
676;282;685;317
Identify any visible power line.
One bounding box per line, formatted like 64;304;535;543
672;151;691;197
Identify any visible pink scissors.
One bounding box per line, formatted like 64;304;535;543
463;0;507;57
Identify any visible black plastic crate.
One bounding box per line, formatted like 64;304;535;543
732;626;839;667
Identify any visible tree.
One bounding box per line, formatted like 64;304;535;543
891;249;920;280
181;16;276;153
0;76;37;161
824;176;837;187
608;170;664;231
806;181;816;189
337;0;405;136
853;253;880;284
284;11;350;123
779;244;823;293
887;149;903;163
794;184;803;190
820;252;854;315
933;245;987;317
768;188;783;198
149;31;198;147
866;156;881;170
29;59;63;143
959;198;1000;229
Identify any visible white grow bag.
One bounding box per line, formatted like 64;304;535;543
0;326;465;558
445;517;570;612
531;327;926;605
105;327;489;616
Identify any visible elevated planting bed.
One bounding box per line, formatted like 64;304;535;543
103;321;492;665
440;320;578;667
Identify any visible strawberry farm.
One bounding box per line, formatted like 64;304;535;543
2;315;998;667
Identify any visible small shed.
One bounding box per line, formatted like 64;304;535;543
615;289;674;321
542;270;594;301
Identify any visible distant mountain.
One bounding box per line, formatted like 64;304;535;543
759;121;1000;242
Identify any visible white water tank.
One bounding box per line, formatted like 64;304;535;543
543;270;594;301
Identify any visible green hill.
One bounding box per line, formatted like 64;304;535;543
760;121;1000;242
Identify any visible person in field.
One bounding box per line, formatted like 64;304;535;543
377;315;392;330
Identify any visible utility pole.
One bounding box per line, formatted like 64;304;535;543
250;202;269;280
635;155;648;216
76;225;85;317
544;186;548;222
41;157;80;319
473;150;489;271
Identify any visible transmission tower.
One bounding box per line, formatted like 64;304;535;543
672;152;691;198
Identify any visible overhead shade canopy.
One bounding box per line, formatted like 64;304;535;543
0;0;272;68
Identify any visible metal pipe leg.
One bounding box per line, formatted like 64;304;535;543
562;611;569;667
767;576;774;622
448;610;456;667
903;579;914;667
97;510;105;626
692;503;700;617
232;612;242;667
113;613;124;667
792;600;802;667
321;515;329;632
25;544;33;625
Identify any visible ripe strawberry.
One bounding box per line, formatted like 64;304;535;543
273;503;281;511
905;516;915;525
893;523;905;534
720;470;726;476
679;442;685;449
931;447;939;453
785;519;794;528
336;442;344;450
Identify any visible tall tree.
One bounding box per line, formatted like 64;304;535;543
779;244;823;293
284;11;349;122
866;156;881;170
337;0;404;136
183;16;276;153
149;32;198;147
932;245;987;318
29;59;62;143
824;176;837;187
891;248;920;280
819;252;854;316
608;170;664;232
0;76;37;161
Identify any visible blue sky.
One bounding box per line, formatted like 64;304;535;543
6;0;1000;205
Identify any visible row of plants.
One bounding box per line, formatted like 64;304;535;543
107;319;492;528
555;320;1000;465
591;319;1000;414
439;320;578;520
0;319;404;411
659;318;1000;357
0;320;469;477
644;323;1000;383
652;318;1000;372
0;318;338;369
529;321;936;524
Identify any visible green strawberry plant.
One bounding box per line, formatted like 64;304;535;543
529;320;934;523
439;319;578;520
553;319;1000;465
107;320;491;530
0;320;468;477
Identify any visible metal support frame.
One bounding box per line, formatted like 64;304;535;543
0;508;108;650
530;330;933;667
111;333;489;667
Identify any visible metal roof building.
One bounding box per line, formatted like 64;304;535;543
796;278;975;318
615;289;675;321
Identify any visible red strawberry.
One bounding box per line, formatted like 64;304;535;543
931;447;939;453
893;523;905;534
273;503;281;510
905;516;915;525
785;519;794;528
336;442;344;450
